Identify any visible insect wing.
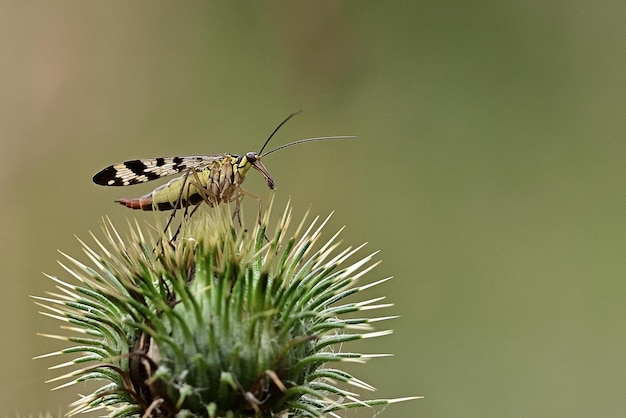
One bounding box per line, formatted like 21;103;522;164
93;155;220;186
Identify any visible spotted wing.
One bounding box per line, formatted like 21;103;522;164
93;155;221;186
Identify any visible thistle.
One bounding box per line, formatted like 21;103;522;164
35;200;418;417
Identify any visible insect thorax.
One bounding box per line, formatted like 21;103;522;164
204;154;253;202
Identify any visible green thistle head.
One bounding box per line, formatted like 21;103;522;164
35;201;417;417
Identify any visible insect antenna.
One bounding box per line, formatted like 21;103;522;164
258;110;356;157
258;110;303;155
261;135;357;157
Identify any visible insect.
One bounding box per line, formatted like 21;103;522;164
93;111;354;214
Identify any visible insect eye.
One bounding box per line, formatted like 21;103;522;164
246;152;257;162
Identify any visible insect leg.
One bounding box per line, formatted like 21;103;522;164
170;169;205;242
188;168;218;208
235;188;264;226
169;169;216;242
170;204;202;243
162;168;193;235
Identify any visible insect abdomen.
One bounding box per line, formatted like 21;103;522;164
115;194;154;210
116;169;212;211
115;191;205;211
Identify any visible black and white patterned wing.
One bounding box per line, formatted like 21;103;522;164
93;155;220;186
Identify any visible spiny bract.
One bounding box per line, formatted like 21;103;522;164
35;200;417;417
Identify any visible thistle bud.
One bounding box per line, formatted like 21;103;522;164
35;201;418;417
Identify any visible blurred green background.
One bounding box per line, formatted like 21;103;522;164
2;1;626;416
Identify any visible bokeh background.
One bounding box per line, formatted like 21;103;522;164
2;1;626;416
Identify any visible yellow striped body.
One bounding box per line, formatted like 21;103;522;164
116;154;264;210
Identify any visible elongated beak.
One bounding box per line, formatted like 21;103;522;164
251;159;275;190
